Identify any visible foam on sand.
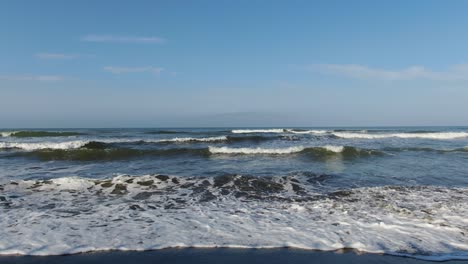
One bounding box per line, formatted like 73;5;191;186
0;174;467;260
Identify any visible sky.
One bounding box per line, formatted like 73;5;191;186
1;0;468;128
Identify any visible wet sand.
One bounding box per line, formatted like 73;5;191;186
1;248;467;264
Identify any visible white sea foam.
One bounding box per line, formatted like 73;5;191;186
232;129;286;134
209;146;306;154
152;136;228;143
0;141;89;151
332;132;468;140
0;131;18;137
208;145;345;154
0;175;467;260
0;136;230;151
322;145;345;153
286;129;329;134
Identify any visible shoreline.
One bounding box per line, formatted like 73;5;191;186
1;248;467;264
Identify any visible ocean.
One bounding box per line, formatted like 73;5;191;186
0;127;467;260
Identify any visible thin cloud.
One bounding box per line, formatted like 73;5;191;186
81;35;166;44
103;66;164;75
308;64;468;81
35;53;81;59
0;75;64;81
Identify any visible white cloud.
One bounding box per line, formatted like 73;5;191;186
81;35;166;44
308;64;468;81
0;75;64;81
35;53;80;59
103;66;164;75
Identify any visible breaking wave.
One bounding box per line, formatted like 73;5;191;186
151;136;228;143
286;129;329;134
209;145;344;154
332;131;468;140
208;146;383;157
384;146;468;153
0;131;18;137
0;137;227;151
0;174;466;260
0;140;91;151
0;136;289;151
0;131;85;137
8;145;383;161
232;129;286;134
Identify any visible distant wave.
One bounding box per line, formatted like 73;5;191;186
0;141;91;151
232;129;286;134
286;129;329;134
0;135;289;151
145;130;186;134
133;135;276;144
209;146;307;154
227;135;278;142
208;145;382;157
7;145;384;161
229;129;468;140
151;136;228;143
19;148;210;161
0;131;85;137
0;136;229;151
0;131;18;137
383;146;468;153
332;131;468;140
1;174;466;259
231;129;329;134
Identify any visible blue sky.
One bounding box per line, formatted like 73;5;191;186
1;0;468;127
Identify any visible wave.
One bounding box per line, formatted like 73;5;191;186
286;129;329;134
229;129;468;140
139;136;275;144
0;131;18;137
0;135;284;151
208;145;383;157
151;136;228;143
145;130;186;134
19;148;210;161
0;174;466;259
9;145;383;161
332;131;468;140
4;139;465;159
0;137;227;151
209;146;307;154
226;135;278;142
232;129;286;134
1;131;85;137
0;140;90;151
383;146;468;153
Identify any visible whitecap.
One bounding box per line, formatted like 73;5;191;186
209;146;306;154
232;129;286;134
332;132;468;140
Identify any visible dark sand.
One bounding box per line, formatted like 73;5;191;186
1;248;467;264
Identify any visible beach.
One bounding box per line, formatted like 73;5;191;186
1;127;467;260
2;248;468;264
